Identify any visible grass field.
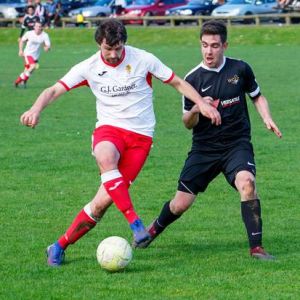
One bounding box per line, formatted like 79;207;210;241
0;26;300;299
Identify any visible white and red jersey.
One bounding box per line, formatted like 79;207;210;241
59;45;174;137
22;30;50;61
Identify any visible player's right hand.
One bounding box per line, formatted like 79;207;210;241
20;109;40;128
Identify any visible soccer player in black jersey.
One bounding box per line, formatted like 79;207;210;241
19;5;40;38
134;20;282;260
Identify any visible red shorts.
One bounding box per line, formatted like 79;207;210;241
92;125;153;185
24;56;37;68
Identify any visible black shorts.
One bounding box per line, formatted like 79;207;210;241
178;140;256;194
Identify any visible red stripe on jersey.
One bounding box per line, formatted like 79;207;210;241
164;72;175;83
72;80;89;89
100;48;126;67
58;80;70;91
146;72;152;88
58;80;89;91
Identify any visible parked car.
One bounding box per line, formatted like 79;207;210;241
166;0;221;24
0;0;26;18
119;0;188;24
211;0;281;23
58;0;97;16
68;0;115;17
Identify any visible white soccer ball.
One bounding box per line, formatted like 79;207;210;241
96;236;132;272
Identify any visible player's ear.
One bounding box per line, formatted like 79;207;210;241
223;42;228;50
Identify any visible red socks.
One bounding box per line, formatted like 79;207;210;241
102;170;139;224
58;206;97;250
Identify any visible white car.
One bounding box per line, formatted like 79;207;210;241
68;0;114;18
0;0;26;19
212;0;281;22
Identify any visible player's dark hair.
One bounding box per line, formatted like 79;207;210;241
26;5;35;11
94;19;127;46
200;20;227;44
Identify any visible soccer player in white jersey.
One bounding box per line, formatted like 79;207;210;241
15;21;51;88
20;19;221;267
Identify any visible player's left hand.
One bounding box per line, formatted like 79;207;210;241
264;118;282;138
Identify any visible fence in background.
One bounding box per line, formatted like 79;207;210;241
1;13;300;28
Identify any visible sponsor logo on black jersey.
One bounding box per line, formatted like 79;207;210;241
227;75;239;85
221;96;240;108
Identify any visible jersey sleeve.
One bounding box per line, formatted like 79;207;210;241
21;31;29;42
44;33;51;47
182;74;196;113
146;53;174;83
243;62;261;100
58;62;88;91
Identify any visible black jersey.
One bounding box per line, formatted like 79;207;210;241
20;14;40;37
183;57;261;149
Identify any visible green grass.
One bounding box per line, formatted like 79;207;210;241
0;27;299;300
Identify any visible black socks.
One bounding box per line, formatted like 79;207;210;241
241;199;262;248
154;201;181;234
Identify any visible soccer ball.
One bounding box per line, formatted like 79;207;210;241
96;236;132;272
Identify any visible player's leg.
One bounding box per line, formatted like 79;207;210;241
15;56;35;87
224;142;275;260
117;135;154;244
133;191;196;248
235;171;274;260
47;185;112;266
93;126;153;243
134;150;218;248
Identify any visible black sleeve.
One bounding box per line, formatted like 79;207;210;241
183;75;196;112
243;62;261;100
19;27;25;38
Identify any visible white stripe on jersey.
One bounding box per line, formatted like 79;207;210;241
60;46;174;137
22;31;50;61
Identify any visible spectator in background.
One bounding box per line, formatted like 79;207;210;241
114;0;126;15
34;0;46;25
76;10;85;27
19;5;40;38
45;0;60;28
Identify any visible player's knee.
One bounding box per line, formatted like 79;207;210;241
239;176;256;199
97;155;118;170
170;198;191;215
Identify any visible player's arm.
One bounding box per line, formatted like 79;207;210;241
18;37;26;56
182;105;200;129
182;96;214;129
253;95;282;138
20;82;67;128
168;74;221;126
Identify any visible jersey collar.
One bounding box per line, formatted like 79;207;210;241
200;56;226;73
100;48;126;68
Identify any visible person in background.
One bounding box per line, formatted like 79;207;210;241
134;20;282;261
34;0;46;25
44;0;60;28
114;0;127;15
20;19;221;267
15;21;51;87
76;10;85;27
19;5;40;38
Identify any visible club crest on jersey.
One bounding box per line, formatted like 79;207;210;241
227;75;239;85
125;65;132;74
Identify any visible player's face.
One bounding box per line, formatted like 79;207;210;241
100;39;124;65
34;23;43;34
201;34;227;69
